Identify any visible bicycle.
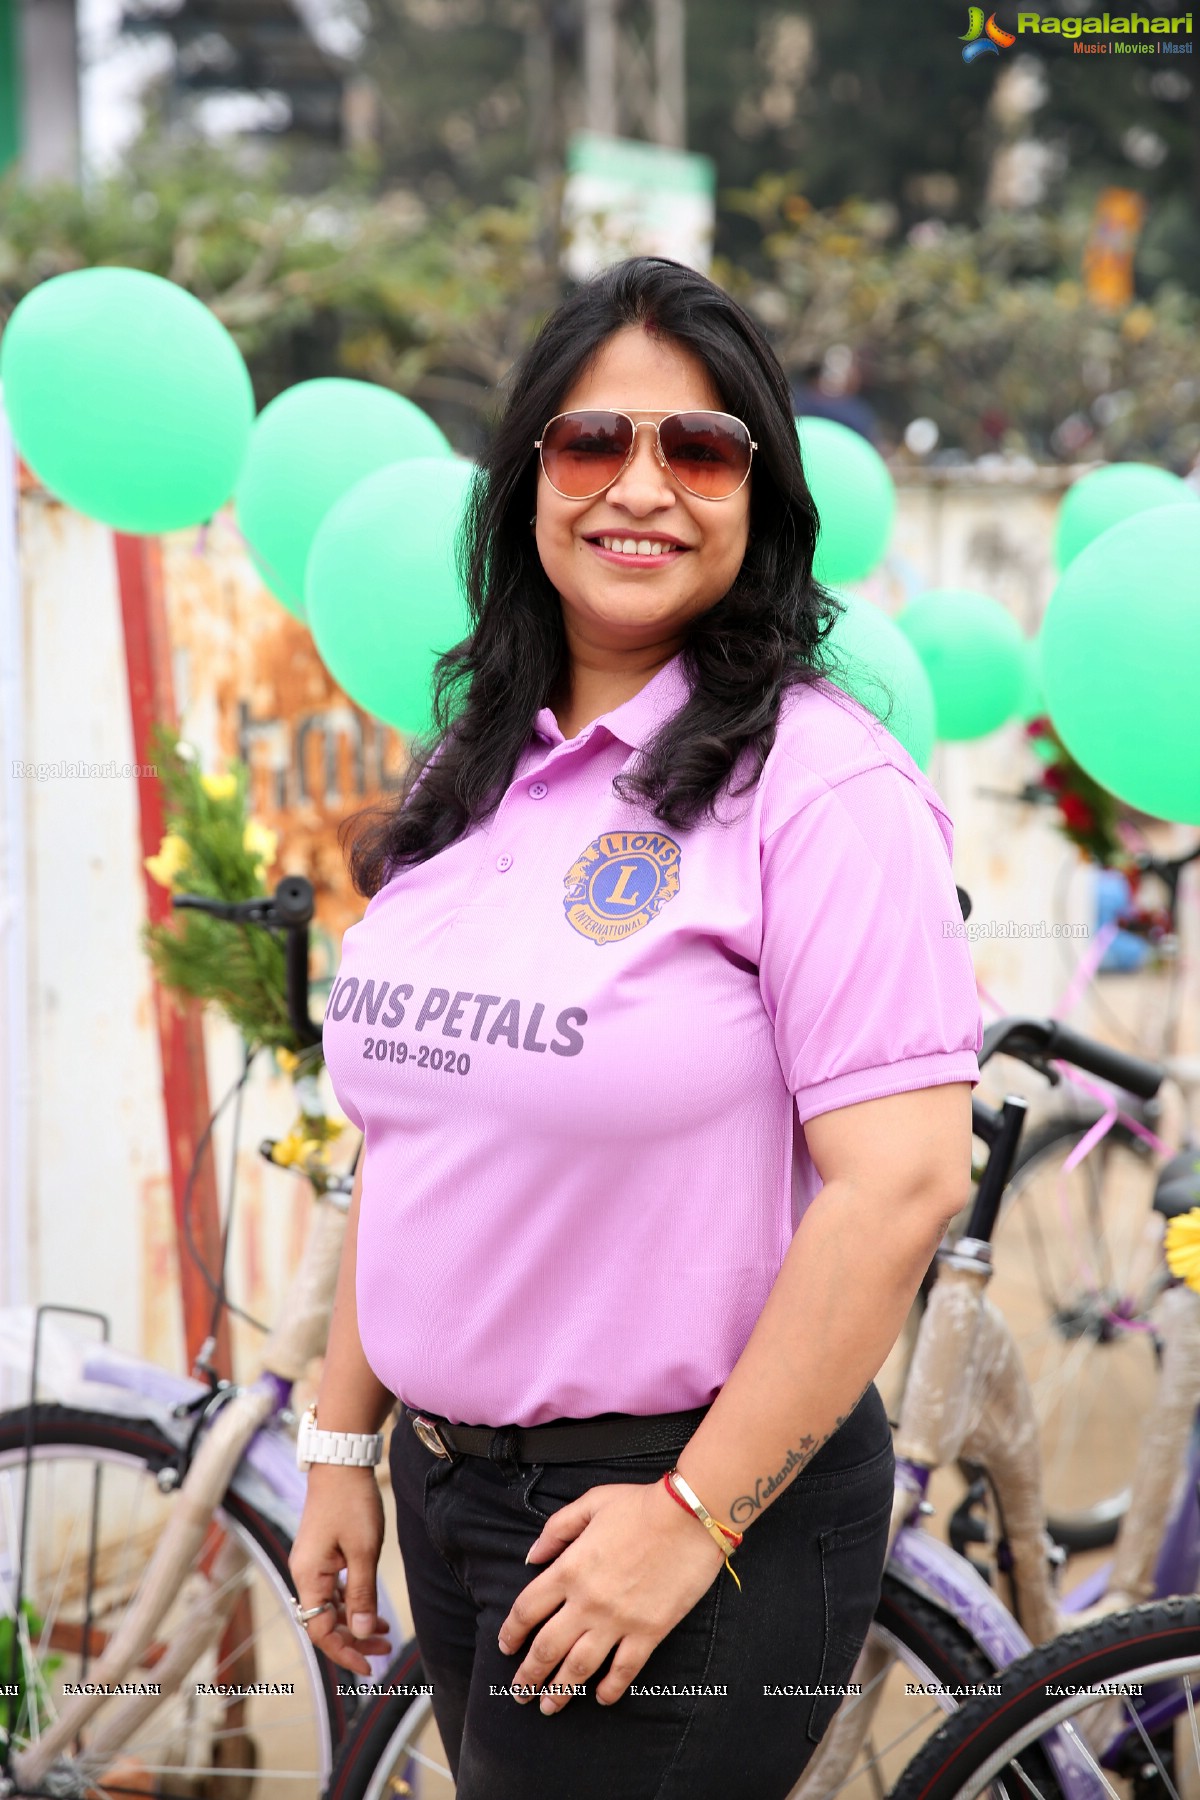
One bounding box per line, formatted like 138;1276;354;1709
0;876;431;1798
972;827;1200;1552
889;1594;1200;1800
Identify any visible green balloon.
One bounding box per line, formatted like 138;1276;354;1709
897;589;1026;741
0;267;253;533
1016;634;1045;721
796;416;896;585
822;590;937;769
235;378;454;618
1041;505;1200;824
305;458;476;736
1054;462;1199;571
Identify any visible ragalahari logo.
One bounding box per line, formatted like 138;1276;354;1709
961;7;1017;57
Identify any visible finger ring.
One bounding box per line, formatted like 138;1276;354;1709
294;1599;338;1626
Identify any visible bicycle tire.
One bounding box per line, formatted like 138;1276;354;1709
323;1638;435;1799
889;1593;1200;1800
0;1402;347;1794
323;1572;1001;1800
992;1106;1163;1552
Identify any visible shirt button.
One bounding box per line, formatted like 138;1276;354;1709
496;853;513;872
528;782;548;799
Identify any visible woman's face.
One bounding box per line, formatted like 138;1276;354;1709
533;324;752;665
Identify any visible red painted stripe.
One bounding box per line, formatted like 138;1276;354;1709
113;532;231;1377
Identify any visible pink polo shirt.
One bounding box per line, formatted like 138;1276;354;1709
322;653;982;1428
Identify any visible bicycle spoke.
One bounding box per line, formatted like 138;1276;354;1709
1;1428;337;1795
1122;1688;1183;1800
1186;1672;1200;1782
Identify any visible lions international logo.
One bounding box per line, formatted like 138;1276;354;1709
563;830;682;946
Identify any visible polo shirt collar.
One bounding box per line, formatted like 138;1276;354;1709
532;650;691;751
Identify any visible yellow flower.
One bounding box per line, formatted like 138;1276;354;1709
144;833;191;890
270;1130;306;1167
1122;305;1155;343
1164;1208;1200;1291
244;821;278;869
275;1047;300;1075
200;772;238;802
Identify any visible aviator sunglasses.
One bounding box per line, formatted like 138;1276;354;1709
535;409;757;502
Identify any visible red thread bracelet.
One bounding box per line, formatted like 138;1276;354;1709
662;1471;744;1548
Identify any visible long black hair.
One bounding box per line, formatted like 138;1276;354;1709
341;254;854;899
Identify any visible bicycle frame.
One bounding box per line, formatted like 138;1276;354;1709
3;1281;406;1789
798;1014;1200;1800
874;1234;1200;1795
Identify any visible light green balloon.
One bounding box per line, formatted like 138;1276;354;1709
305;457;476;737
1054;462;1199;571
796;416;896;584
822;590;937;769
1041;505;1200;824
0;266;254;533
235;378;454;618
896;589;1026;741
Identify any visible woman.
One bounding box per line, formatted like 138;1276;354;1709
290;255;983;1800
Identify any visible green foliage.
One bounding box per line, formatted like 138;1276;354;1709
720;180;1200;467
0;142;562;437
0;1601;63;1737
2;140;1199;466
140;722;306;1062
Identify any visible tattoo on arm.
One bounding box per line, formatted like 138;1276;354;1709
728;1383;874;1528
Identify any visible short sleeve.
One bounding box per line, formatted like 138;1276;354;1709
759;762;983;1125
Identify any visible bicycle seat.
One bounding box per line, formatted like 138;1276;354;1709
1153;1154;1200;1219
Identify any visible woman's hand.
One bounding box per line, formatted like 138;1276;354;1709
287;1465;393;1676
496;1478;727;1713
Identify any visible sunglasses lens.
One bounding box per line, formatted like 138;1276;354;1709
659;413;752;497
540;411;634;496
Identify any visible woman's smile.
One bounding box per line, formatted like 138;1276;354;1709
584;531;691;567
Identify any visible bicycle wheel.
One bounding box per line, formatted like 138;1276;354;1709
323;1573;1002;1800
889;1594;1200;1800
0;1403;346;1797
324;1638;448;1800
988;1108;1166;1552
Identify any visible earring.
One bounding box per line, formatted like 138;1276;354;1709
529;516;537;530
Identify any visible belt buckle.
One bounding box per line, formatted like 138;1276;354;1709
411;1413;452;1459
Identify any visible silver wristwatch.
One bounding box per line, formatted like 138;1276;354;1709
295;1402;384;1473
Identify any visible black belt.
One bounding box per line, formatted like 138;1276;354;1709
403;1404;710;1464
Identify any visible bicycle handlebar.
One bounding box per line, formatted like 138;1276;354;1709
980;1014;1163;1100
171;875;323;1050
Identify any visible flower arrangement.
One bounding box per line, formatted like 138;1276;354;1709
1023;716;1131;869
141;721;346;1187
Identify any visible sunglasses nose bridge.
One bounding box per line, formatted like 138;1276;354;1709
621;417;670;478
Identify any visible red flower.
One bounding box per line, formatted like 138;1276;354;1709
1042;765;1068;791
1060;793;1095;834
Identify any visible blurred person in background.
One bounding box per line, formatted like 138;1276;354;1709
790;343;881;445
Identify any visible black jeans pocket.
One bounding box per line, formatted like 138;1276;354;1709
806;1492;893;1744
521;1453;674;1524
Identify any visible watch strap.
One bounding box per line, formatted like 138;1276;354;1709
296;1403;383;1470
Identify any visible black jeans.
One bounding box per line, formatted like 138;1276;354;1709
388;1383;894;1800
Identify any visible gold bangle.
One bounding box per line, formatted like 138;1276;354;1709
664;1470;743;1590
